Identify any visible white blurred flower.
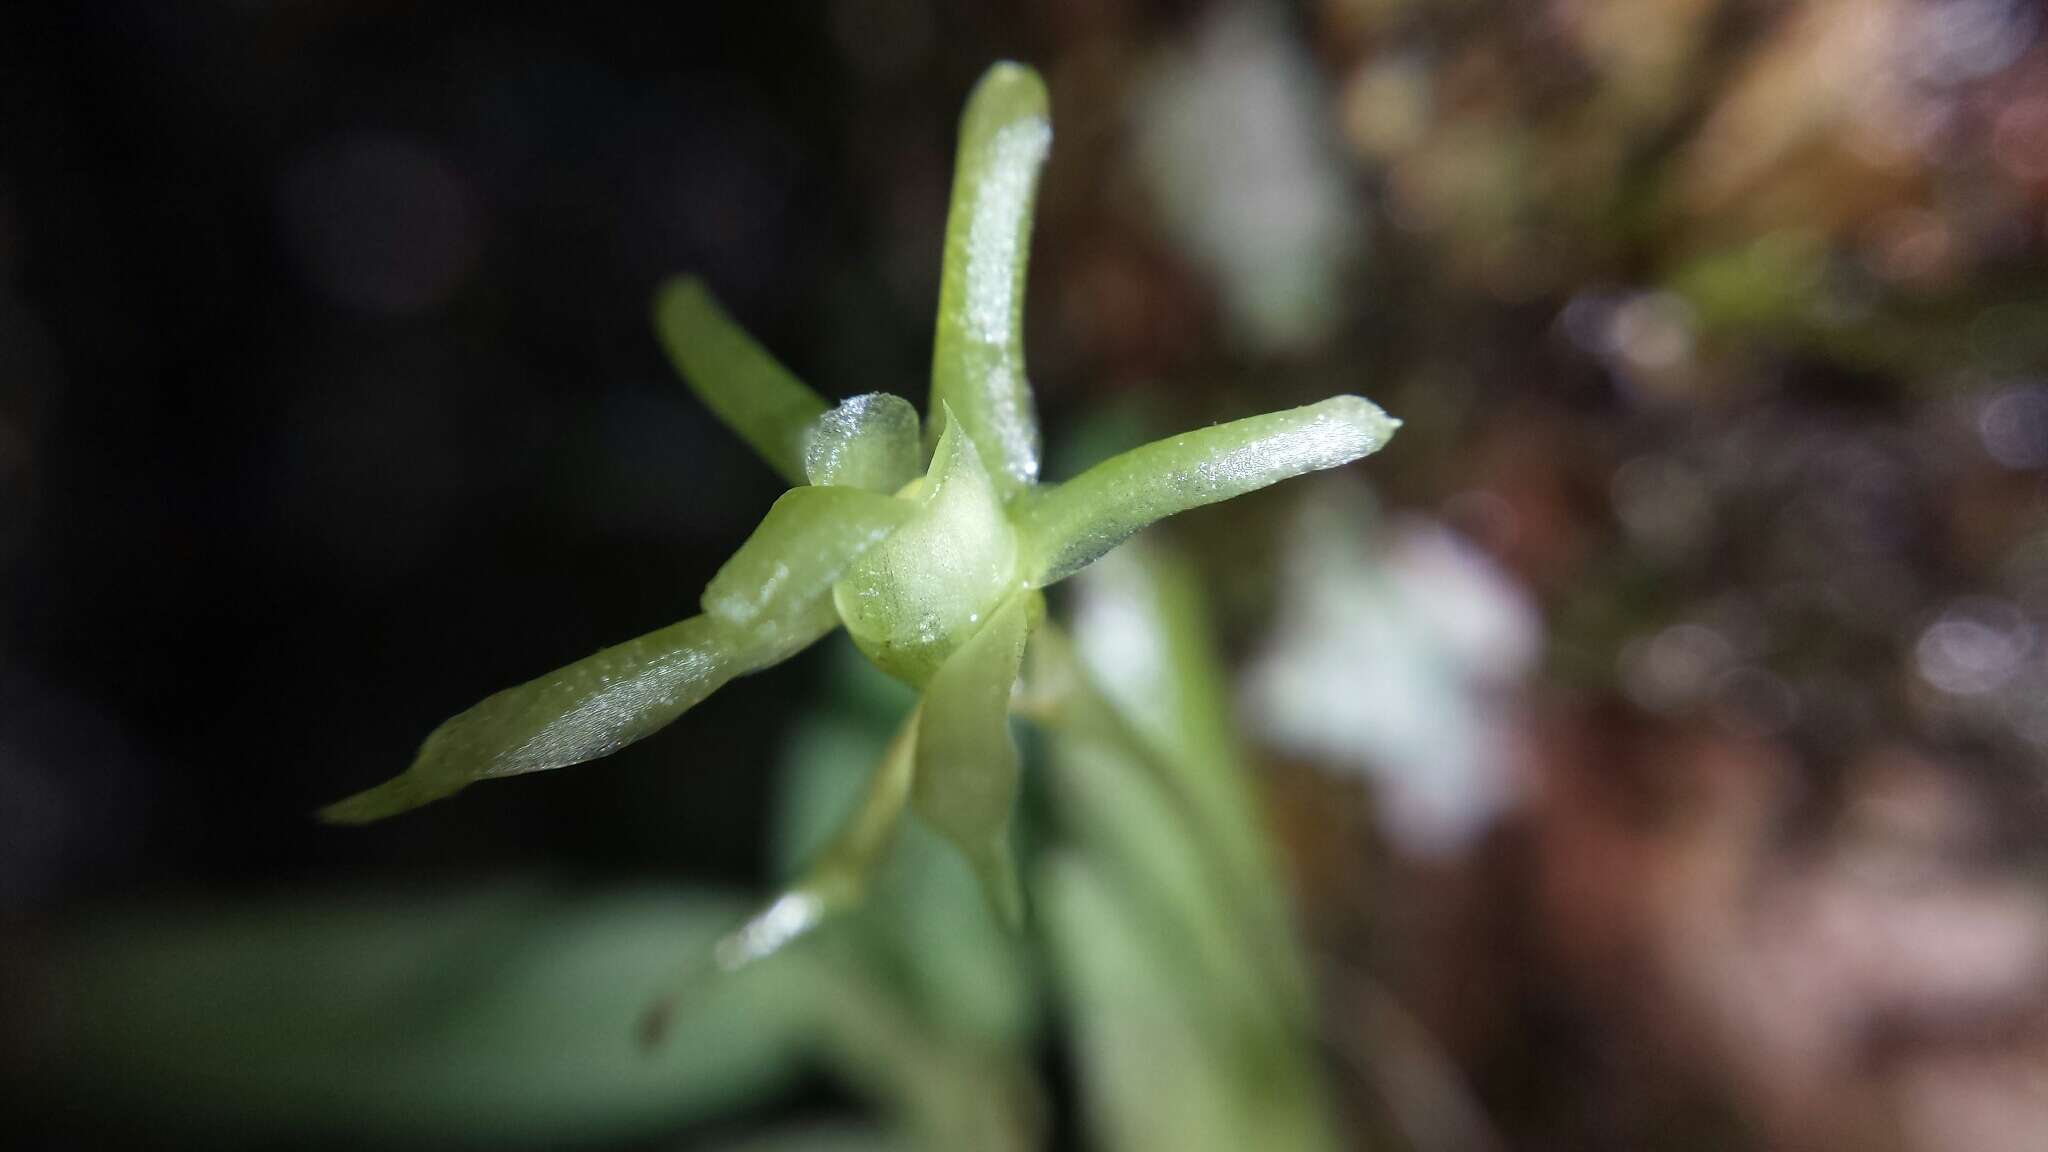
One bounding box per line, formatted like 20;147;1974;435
1245;483;1540;857
1132;3;1363;355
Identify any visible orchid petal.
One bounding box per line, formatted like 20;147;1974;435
914;593;1033;925
804;393;923;493
655;277;829;485
833;413;1020;686
1015;395;1400;586
704;487;915;636
320;610;833;823
928;63;1050;498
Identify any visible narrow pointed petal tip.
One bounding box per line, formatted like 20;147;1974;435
317;770;466;825
320;610;836;825
1327;393;1402;455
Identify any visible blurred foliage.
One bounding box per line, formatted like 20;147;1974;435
1040;544;1339;1152
51;887;813;1145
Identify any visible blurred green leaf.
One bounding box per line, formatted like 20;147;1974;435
712;1125;910;1152
1039;855;1332;1152
1036;542;1339;1152
1042;731;1288;1047
53;886;818;1146
876;813;1036;1046
1068;542;1270;899
801;959;1040;1152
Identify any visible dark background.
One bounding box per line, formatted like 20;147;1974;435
1;0;974;903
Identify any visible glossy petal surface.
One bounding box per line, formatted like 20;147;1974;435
929;63;1050;497
655;277;829;485
805;393;924;493
1016;395;1401;586
834;416;1021;685
321;611;832;823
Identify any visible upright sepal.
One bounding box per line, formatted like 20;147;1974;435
655;277;829;485
929;62;1051;498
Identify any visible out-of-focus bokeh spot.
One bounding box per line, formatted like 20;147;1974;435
1132;4;1363;355
277;133;481;316
1245;482;1537;858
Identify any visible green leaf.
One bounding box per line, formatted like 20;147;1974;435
1039;855;1240;1152
773;711;897;881
1068;542;1273;921
1015;395;1401;586
928;62;1051;498
913;592;1032;925
48;887;818;1146
805;393;924;493
833;413;1021;686
704;486;915;637
1040;857;1335;1152
1041;704;1293;1050
718;712;919;969
801;959;1042;1152
879;808;1037;1045
1035;551;1341;1151
714;1126;910;1152
1036;610;1316;1035
655;276;830;485
322;610;832;823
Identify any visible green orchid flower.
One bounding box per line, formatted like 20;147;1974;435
320;61;1398;945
